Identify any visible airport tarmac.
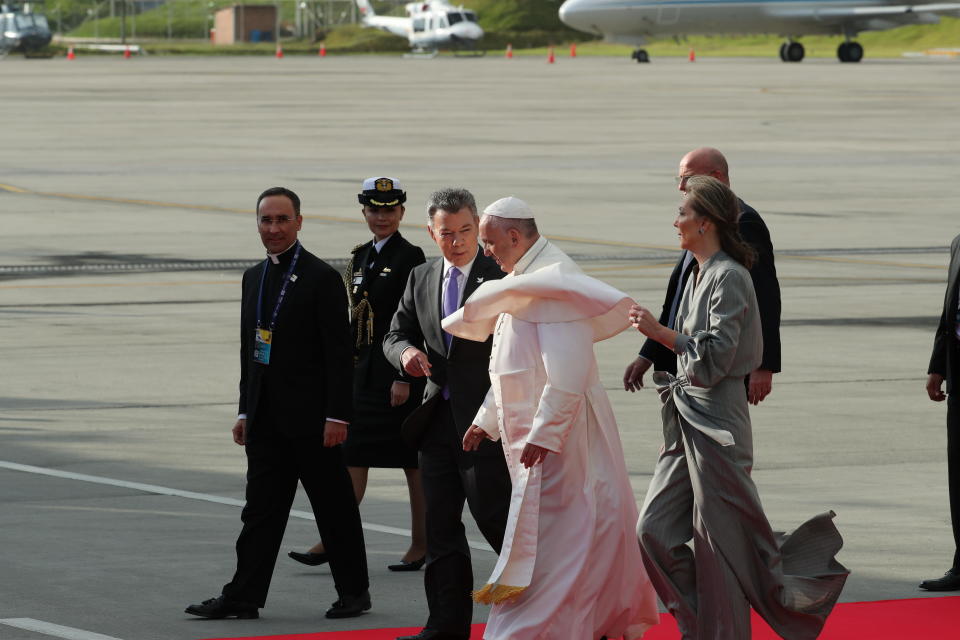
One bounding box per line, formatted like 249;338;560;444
1;54;960;639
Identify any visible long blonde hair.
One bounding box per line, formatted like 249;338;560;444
685;176;756;270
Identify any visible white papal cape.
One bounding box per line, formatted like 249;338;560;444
442;237;659;640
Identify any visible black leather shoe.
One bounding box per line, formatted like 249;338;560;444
388;556;426;572
920;568;960;591
395;630;469;640
185;595;258;619
325;589;371;619
288;550;328;566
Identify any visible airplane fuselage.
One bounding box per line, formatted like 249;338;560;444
559;0;944;43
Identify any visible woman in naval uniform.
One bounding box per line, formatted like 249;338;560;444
288;177;427;571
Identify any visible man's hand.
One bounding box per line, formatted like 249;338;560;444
390;381;411;407
462;424;490;451
232;418;247;445
748;369;774;405
401;347;432;378
927;373;947;402
520;443;549;468
323;420;348;447
624;356;652;393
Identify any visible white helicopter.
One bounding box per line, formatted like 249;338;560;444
355;0;484;54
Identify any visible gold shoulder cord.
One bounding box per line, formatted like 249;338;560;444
345;244;375;350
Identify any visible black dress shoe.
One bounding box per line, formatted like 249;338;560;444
185;595;258;619
920;568;960;591
288;550;328;566
395;629;469;640
325;589;371;619
388;556;426;572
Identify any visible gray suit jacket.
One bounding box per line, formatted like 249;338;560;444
929;234;960;394
382;249;505;445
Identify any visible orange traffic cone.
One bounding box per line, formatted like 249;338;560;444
570;42;577;58
276;45;284;59
123;45;131;59
547;46;555;64
505;43;513;59
688;48;696;62
319;42;326;57
66;46;75;60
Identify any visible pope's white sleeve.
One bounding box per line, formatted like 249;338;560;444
472;387;501;441
526;321;591;454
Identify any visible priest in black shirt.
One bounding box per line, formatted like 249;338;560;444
186;186;370;620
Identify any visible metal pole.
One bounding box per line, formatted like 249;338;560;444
120;0;126;44
167;0;172;40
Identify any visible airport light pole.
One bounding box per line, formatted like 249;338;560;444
119;0;126;44
87;8;98;40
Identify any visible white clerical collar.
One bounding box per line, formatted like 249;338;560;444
512;235;548;275
267;241;298;265
443;250;477;280
373;233;394;254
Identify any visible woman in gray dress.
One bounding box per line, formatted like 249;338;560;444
629;176;848;640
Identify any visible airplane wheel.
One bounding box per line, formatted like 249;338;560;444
779;42;787;61
785;41;804;62
847;41;863;62
631;48;650;63
837;42;849;61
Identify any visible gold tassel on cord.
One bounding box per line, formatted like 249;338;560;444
473;583;527;605
343;247;375;349
351;294;374;349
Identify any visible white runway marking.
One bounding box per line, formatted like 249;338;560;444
0;460;493;552
0;618;124;640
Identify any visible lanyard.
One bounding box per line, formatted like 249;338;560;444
256;242;302;331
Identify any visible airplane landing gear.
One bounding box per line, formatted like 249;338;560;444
837;41;863;63
631;48;650;63
779;41;804;62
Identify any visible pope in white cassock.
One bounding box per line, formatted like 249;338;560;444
443;197;659;640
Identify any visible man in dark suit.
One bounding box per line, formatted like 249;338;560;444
923;232;960;591
185;186;370;620
383;187;512;640
624;147;782;405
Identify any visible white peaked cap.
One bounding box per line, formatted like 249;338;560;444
483;196;534;220
361;176;403;191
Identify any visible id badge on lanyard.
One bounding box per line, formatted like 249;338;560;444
255;243;301;365
253;328;272;364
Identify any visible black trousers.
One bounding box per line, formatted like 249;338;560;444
419;399;511;635
221;427;369;608
948;394;960;570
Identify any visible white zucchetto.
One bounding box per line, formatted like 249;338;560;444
483;196;534;220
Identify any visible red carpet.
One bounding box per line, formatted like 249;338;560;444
199;596;959;639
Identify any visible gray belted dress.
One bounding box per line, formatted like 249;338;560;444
637;250;849;640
